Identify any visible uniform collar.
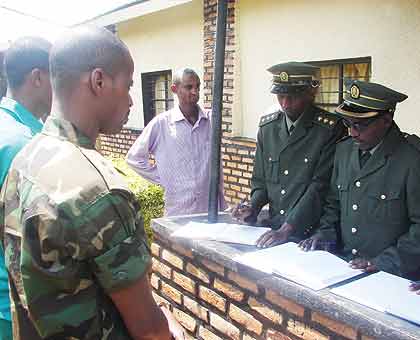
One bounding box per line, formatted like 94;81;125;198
0;97;43;135
42;116;95;149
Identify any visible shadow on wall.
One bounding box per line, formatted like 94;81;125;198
0;52;6;98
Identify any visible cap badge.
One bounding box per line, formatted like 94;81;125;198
279;71;289;82
350;85;360;99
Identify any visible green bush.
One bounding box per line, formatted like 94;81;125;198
110;157;164;244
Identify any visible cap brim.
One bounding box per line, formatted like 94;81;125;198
270;84;309;94
335;103;380;119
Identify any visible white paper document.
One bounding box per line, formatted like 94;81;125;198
332;271;420;325
171;221;271;245
235;242;363;290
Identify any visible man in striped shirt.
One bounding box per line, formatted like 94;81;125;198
127;68;226;216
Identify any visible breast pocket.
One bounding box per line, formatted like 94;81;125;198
266;154;280;183
336;182;349;216
367;191;403;223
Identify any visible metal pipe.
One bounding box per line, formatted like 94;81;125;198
208;0;228;223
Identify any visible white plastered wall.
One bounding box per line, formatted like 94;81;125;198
117;0;204;128
236;0;420;138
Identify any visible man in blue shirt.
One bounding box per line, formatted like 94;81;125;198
0;36;52;340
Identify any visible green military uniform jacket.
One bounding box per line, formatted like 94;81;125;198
1;117;151;339
318;123;420;278
251;105;345;238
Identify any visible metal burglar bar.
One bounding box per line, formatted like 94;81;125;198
141;70;174;126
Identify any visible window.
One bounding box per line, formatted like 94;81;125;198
141;70;174;126
309;57;371;112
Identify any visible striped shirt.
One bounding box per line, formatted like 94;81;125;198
126;105;226;216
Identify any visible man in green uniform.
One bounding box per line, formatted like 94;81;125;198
1;27;183;339
300;80;420;280
233;62;345;247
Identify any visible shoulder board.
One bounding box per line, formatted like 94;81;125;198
259;111;280;127
313;112;340;129
404;133;420;153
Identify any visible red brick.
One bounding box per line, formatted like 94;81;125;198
209;312;240;340
199;286;226;312
229;304;263;335
248;297;283;324
151;242;160;257
150;273;160;290
265;289;305;318
152;292;170;308
172;243;194;259
227;271;258;294
287;319;329;340
162;249;184;270
186;263;210;284
266;329;294;340
199;326;223;340
214;278;244;302
173;307;197;332
152;258;172;279
312;312;357;340
184;295;209;322
173;271;196;294
161;282;182;305
201;259;225;277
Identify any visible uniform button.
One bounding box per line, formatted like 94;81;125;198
355;181;361;187
268;157;272;161
352;227;357;234
352;249;358;255
304;158;308;163
323;118;329;123
284;170;289;175
318;116;323;121
280;210;285;215
281;189;286;195
337;184;341;189
352;204;358;211
381;194;386;200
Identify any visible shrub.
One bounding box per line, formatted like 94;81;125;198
110;157;164;244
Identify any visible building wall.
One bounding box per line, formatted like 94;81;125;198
236;0;420;138
117;0;204;129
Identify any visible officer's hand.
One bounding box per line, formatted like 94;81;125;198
160;306;186;340
232;203;257;225
298;234;324;251
349;257;377;272
256;222;294;248
409;281;420;295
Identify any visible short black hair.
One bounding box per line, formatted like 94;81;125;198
50;26;130;94
4;36;51;89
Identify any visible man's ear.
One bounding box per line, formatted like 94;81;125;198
170;83;177;94
30;68;42;88
90;68;107;96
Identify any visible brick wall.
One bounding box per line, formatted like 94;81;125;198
98;0;257;205
151;234;373;340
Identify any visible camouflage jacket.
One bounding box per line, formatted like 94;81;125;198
251;105;345;239
0;116;151;339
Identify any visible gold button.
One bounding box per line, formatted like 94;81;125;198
352;249;358;255
284;170;289;175
381;194;386;200
281;189;286;195
323;118;329;123
352;204;358;211
280;210;285;215
329;120;334;126
318;116;322;121
352;227;357;234
355;181;361;187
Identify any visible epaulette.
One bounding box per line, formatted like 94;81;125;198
313;112;340;129
259;111;280;127
404;133;420;153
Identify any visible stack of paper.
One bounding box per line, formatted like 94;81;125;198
235;242;363;290
332;271;420;325
171;221;271;245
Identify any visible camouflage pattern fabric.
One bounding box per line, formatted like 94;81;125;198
0;116;151;339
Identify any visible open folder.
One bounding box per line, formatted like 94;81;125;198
171;221;271;245
331;271;420;325
235;242;363;290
